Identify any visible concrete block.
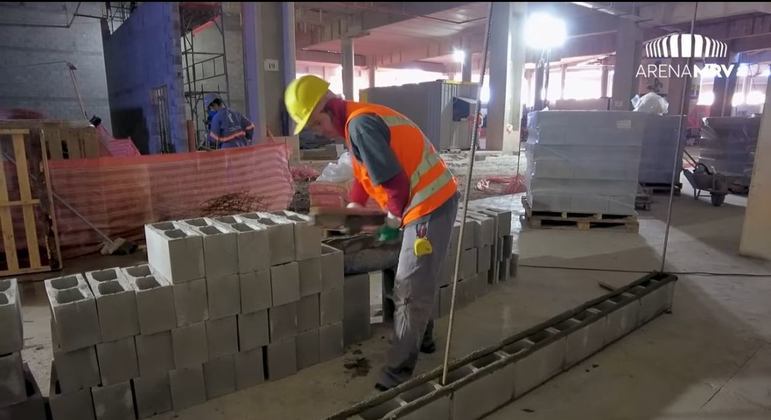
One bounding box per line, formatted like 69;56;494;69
476;245;492;274
212;218;270;273
207;273;241;319
343;273;369;317
266;337;297;380
127;272;176;335
510;253;519;278
206;315;239;359
45;274;100;351
320;244;344;291
0;279;23;355
237;310;269;351
318;322;344;362
498;259;511;282
358;398;402;419
239;270;271;313
460;247;478;280
298;257;322;297
320;286;343;325
85;268;139;341
604;294;640;343
270;262;300;307
168;364;206;411
52;345;100;394
237;213;295;265
638;281;669;324
453;217;476;250
0;351;25;407
343;310;371;347
438;285;451;317
477;208;512;237
95;337;139;386
145;222;204;284
91;381;135;420
234;349;265;390
275;210;322;260
564;311;605;368
296;329;320;370
268;302;298;342
192;223;238;278
469;212;496;246
399;382;450;420
49;363;95;420
0;364;45;420
135;331;174;378
172;277;208;326
452;352;512;420
298;294;320;332
502;235;514;256
514;330;566;397
132;374;172;419
203;355;236;399
172;322;208;368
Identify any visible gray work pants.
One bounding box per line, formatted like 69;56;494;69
378;193;459;387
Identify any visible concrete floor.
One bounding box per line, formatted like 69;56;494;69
17;178;771;419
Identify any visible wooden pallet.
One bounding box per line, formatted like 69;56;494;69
0;120;100;160
640;182;682;196
0;126;61;276
522;197;639;232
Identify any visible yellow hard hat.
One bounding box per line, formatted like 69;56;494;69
285;75;331;135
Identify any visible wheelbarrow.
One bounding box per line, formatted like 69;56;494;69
682;149;729;206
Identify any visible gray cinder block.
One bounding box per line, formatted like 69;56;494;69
296;329;320;370
127;271;176;335
0;351;25;407
399;382;450;420
298;257;322;297
237;310;269;351
172;277;208;326
1;363;46;420
460;248;478;280
638;281;670;325
237;213;295;265
239;270;271;313
298;294;320;332
168;364;206;411
91;381;135;420
52;345;101;394
212;218;270;273
145;222;204;284
192;223;238;279
320;286;343;325
206;315;239;359
203;355;236;399
476;245;491;274
49;363;96;420
477;208;512;237
45;274;100;352
452;352;512;420
514;330;565;397
95;337;139;386
268;302;298;342
172;322;208;368
132;374;172;419
234;349;265;390
206;273;241;320
270;262;300;307
85;268;140;342
502;235;514;257
319;322;344;362
320;244;344;291
266;337;297;380
604;294;640;343
135;331;174;378
565;310;605;368
0;279;23;355
275;210;322;260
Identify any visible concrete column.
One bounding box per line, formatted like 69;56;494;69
601;64;609;98
368;65;376;88
486;2;526;152
242;2;267;138
462;50;472;82
282;2;297;135
740;80;771;260
341;37;354;100
611;20;643;110
559;64;567;100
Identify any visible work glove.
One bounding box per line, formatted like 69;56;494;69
377;212;401;242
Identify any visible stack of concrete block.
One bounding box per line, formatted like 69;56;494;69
638;114;685;184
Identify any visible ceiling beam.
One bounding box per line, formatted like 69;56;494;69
637;2;771;27
296;49;367;66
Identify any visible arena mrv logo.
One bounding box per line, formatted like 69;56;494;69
636;33;736;78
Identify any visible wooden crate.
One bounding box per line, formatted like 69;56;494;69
0;126;61;276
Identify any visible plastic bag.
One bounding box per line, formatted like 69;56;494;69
632;92;669;114
317;151;353;183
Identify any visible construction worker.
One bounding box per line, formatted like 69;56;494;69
285;75;459;390
205;94;255;149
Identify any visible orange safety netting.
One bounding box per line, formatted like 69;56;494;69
49;142;294;258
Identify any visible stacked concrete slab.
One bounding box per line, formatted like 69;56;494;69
525;111;645;215
638;114;685;184
699;116;761;188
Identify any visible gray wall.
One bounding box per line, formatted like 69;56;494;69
103;2;187;154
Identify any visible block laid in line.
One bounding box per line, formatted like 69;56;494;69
0;351;26;407
270;262;300;307
298;294;320;332
296;329;320;370
239;270;271;314
268;302;298;342
126;270;176;335
52;345;101;394
319;286;343;326
237;310;269;351
460;247;478;281
91;381;135;420
274;210;322;261
49;362;96;420
0;278;23;355
206;315;239;359
203;354;236;399
319;322;344;363
191;223;238;279
145;222;204;284
95;336;139;386
206;273;241;320
172;277;208;326
298;257;322;297
172;322;208;368
135;331;175;378
234;349;265;390
320;244;344;291
1;363;46;420
132;374;172;419
85;268;140;342
476;244;492;274
502;235;514;257
212;217;270;273
237;212;295;266
168;364;206;412
45;274;100;352
343;274;370;321
266;337;297;381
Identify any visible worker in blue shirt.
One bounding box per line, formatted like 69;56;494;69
205;94;255;149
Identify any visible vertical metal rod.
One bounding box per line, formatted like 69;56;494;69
67;65;88;119
441;1;494;386
661;2;698;272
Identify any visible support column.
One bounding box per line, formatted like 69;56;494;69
601;63;609;98
242;2;266;138
559;64;567;100
611;20;642;110
462;49;472;82
341;37;354;100
740;80;771;260
282;2;297;135
368;64;376;88
486;2;526;152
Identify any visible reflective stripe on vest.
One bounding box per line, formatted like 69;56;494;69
404;170;454;214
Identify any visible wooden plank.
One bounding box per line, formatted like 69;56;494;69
37;127;61;271
80;128;100;158
0;129;30;135
64;127;82;159
0;151;18;272
0;199;40;207
12;134;41;268
44;125;64;160
0;265;51;277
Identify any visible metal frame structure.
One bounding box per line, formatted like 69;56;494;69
103;2;137;34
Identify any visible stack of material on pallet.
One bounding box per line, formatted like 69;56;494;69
43;211;345;419
0;279;46;420
638;114;685;185
699;116;761;189
525;111;645;216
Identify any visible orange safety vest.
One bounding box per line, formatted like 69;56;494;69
343;101;458;226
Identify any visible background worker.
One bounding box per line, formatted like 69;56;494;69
205;94;255;149
284;75;459;391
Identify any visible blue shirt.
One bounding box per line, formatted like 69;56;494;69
208;108;255;148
